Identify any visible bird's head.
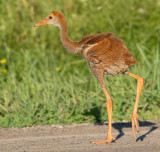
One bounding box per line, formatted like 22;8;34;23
34;11;65;27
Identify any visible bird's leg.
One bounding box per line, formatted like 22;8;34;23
126;72;144;138
92;88;115;144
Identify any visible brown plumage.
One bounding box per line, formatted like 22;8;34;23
80;33;137;87
34;11;144;144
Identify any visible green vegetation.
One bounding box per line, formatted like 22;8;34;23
0;0;160;128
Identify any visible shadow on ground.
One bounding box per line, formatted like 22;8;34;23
84;106;159;142
94;121;159;142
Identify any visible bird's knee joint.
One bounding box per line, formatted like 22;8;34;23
138;77;144;85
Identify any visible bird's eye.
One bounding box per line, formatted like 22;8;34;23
49;16;52;19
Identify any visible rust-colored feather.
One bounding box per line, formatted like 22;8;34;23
80;33;136;79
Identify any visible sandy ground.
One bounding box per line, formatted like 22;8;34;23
0;120;159;152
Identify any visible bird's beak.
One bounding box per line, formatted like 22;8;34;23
34;19;47;27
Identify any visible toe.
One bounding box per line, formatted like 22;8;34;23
91;136;115;144
91;140;111;144
131;113;140;138
112;136;116;140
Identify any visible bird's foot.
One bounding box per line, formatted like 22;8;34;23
131;113;140;138
91;136;115;144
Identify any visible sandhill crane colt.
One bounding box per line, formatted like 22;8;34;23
34;11;144;144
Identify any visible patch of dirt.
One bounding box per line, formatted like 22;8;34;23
0;120;160;152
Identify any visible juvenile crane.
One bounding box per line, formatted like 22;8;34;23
34;11;144;144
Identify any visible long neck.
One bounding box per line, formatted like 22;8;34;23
59;18;80;54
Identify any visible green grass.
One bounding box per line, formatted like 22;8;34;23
0;0;160;128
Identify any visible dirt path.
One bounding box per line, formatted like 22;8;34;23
0;120;159;152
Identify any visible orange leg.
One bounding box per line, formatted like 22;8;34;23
92;88;115;144
127;72;144;138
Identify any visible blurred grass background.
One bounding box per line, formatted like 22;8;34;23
0;0;160;128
